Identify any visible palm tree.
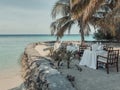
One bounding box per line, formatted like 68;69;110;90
93;1;120;40
90;0;119;31
71;0;119;41
50;0;91;42
51;0;119;42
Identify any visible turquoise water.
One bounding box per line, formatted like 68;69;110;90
0;34;95;71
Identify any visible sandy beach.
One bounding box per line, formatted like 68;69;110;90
0;69;23;90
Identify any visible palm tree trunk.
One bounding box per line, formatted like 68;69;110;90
56;36;59;41
80;26;84;42
78;19;85;43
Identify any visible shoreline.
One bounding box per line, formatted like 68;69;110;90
0;67;23;90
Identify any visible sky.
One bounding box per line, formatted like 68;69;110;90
0;0;93;35
0;0;59;34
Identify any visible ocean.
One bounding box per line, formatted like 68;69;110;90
0;34;95;71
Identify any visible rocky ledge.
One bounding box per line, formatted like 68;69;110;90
18;43;75;90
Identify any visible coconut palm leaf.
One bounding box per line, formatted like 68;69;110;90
82;0;104;24
56;21;74;37
89;0;119;37
51;2;70;19
51;0;119;41
95;0;120;36
71;0;90;19
50;16;71;35
84;23;91;35
51;22;57;35
57;16;71;29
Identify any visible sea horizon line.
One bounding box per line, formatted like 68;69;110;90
0;34;89;36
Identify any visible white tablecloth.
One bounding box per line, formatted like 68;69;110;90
91;44;103;51
79;49;107;69
66;45;79;52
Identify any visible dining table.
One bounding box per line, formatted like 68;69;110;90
79;44;107;69
66;45;79;52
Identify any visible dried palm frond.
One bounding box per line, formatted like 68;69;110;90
71;0;90;19
82;0;104;24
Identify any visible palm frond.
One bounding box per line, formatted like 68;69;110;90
50;21;57;35
82;0;104;24
51;0;119;41
70;0;80;8
56;16;71;30
56;21;74;37
93;0;120;36
71;0;90;19
51;2;70;19
84;23;91;35
50;16;71;35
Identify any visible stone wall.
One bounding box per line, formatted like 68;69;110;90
20;43;75;90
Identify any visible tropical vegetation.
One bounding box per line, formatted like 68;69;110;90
94;22;120;41
50;0;119;42
52;45;74;68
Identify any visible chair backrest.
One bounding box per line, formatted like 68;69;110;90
78;46;87;56
103;45;113;51
79;46;87;52
107;47;113;51
107;50;119;63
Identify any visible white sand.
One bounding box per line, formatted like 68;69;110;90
35;44;51;57
0;69;23;90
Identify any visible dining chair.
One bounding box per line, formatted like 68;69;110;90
96;50;119;74
103;45;113;51
78;46;87;57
